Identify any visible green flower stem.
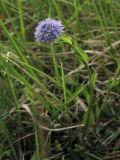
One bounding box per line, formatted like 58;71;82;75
51;43;60;83
72;41;94;128
60;34;94;128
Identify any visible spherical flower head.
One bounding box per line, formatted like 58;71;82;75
34;18;64;42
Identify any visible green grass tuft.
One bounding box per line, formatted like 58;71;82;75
0;0;120;159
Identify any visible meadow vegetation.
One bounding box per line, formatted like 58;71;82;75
0;0;120;159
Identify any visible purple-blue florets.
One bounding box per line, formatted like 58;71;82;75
34;18;64;42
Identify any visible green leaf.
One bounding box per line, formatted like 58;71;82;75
90;70;97;89
72;39;89;64
83;110;95;126
31;151;37;160
95;104;100;119
106;0;112;4
60;34;72;46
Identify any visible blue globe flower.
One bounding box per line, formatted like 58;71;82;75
34;18;64;42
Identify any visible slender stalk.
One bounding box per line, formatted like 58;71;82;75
18;0;25;40
60;61;67;111
51;43;60;83
61;35;94;128
85;65;94;128
73;0;81;35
